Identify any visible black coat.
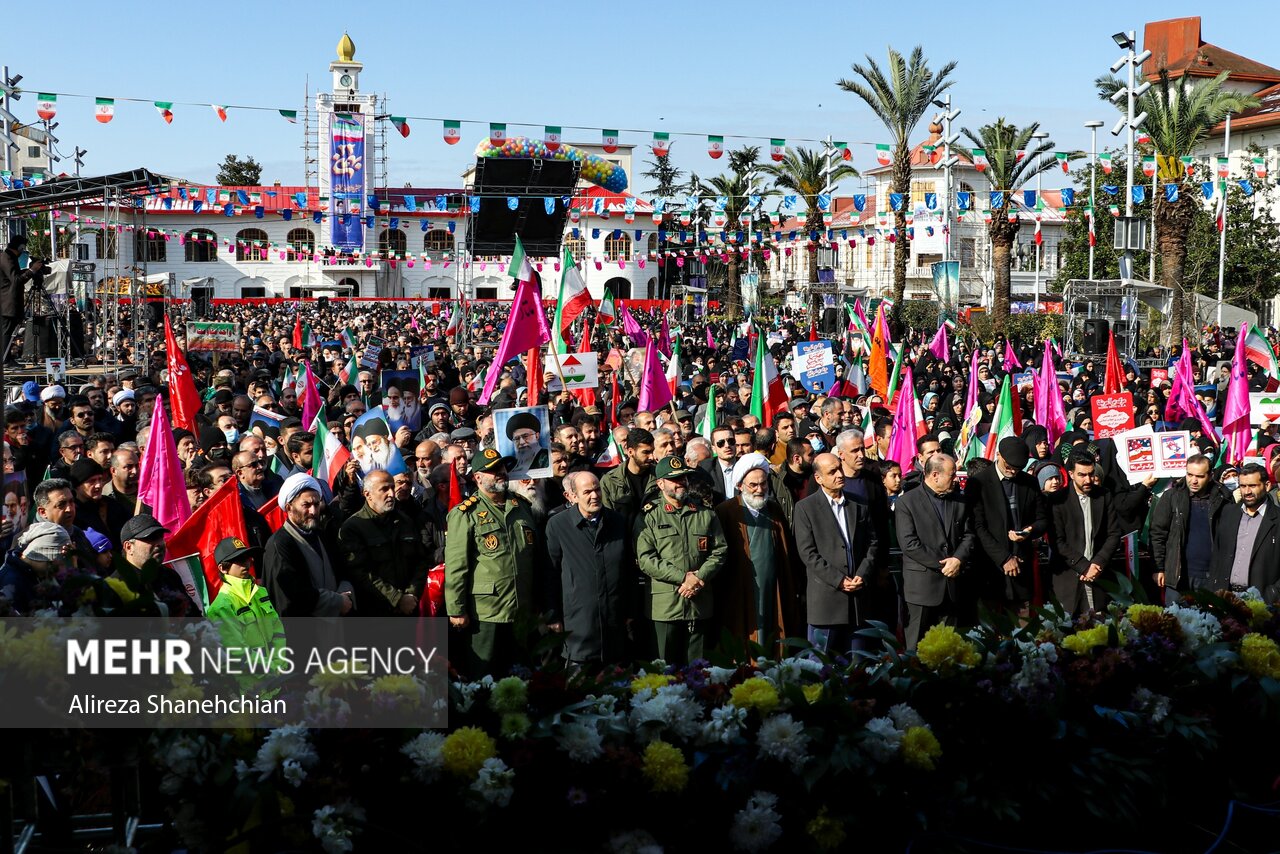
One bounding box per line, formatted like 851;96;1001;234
1209;502;1280;601
965;464;1048;601
895;484;975;608
1049;486;1121;612
545;506;630;664
699;456;732;506
1149;481;1232;590
793;490;880;626
0;248;35;318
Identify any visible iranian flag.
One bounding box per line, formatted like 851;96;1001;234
338;354;358;385
875;143;892;166
983;375;1017;461
1217;157;1230;179
708;135;724;159
292;316;314;349
770;139;786;162
279;110;298;123
36;94;57;120
1056;152;1069;173
1244;325;1280;389
545;125;561;151
339;326;359;349
466;362;487;394
834;141;852;161
699;382;718;440
1099;152;1113;174
1180;155;1196;176
1253;157;1267;179
212;104;228;122
1216;187;1226;233
972;148;988;172
445;308;462;338
552;245;591;353
154;101;174;124
490;123;507;146
95;97;115;124
443;120;461;144
390;116;410;138
597;284;616;326
595;430;623;469
1034;215;1043;245
311;416;352;488
1142;156;1156;178
1087;207;1096;247
652;132;670;156
602;129;619;154
749;330;787;424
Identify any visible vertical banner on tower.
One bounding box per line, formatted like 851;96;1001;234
327;112;366;252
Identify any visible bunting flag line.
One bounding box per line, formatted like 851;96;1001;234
94;97;114;123
875;143;892;166
36;93;56;120
443;119;461;144
154;101;174;124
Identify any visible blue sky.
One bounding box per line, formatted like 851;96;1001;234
8;1;1275;195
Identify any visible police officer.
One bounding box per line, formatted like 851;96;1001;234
444;447;545;677
338;470;432;616
636;455;727;664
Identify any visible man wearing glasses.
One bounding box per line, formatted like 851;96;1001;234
60;397;98;444
50;432;86;483
233;449;272;510
699;425;740;506
357;371;379;406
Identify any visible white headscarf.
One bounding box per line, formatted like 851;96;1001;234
278;473;322;509
731;452;772;488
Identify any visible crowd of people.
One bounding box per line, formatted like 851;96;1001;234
1;291;1279;683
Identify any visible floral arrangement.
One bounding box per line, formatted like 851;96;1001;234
135;587;1280;850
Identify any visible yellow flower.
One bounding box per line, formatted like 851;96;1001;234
1061;625;1123;655
900;726;942;771
441;726;498;779
499;712;531;740
1126;604;1164;624
309;664;367;695
915;625;981;672
488;676;527;713
1239;633;1280;679
1246;600;1271;630
728;677;781;715
630;673;674;694
802;684;824;705
641;740;688;793
370;675;423;706
807;807;846;850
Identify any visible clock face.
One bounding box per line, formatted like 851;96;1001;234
339;74;353;88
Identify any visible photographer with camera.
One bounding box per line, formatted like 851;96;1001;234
0;234;46;366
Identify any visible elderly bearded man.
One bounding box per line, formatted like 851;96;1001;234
263;473;355;617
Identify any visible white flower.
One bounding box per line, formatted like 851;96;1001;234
1132;687;1171;724
1166;603;1222;651
706;666;739;685
730;791;783;852
311;803;365;854
888;704;925;731
1012;641;1059;694
1240;587;1264;602
155;733;207;794
629;684;703;743
401;732;446;783
249;724;318;786
610;829;665;854
556;721;604;762
862;717;902;763
700;705;748;745
756;713;809;771
470;757;515;807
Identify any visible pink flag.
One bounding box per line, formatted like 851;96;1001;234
873;304;892;346
852;298;871;334
885;365;920;471
1165;343;1216;438
636;339;673;413
964;349;981;419
621;304;650;348
927;325;950;363
1002;340;1021;373
410;314;420;332
1223;324;1252;464
137;405;192;534
657;314;673;359
706;327;715;349
301;361;325;430
1035;340;1065;451
478;276;552;405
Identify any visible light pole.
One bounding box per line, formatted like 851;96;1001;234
1031;130;1048;311
1085;120;1104;280
1109;31;1151;287
932;96;961;319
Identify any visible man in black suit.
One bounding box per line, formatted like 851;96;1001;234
895;453;975;649
793;452;881;656
965;435;1048;613
698;425;738;506
1049;451;1121;616
1210;463;1280;601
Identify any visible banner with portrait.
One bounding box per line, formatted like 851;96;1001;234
493;406;551;480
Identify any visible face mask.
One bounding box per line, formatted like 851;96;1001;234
809;437;824;452
1223;478;1239;491
17;251;29;268
223;428;240;444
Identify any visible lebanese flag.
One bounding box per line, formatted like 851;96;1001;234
311;415;351;487
552;246;591;353
165;477;249;601
749;331;787;425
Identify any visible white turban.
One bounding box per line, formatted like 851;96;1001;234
40;385;66;402
732;452;772;488
112;389;135;406
278;473;322;509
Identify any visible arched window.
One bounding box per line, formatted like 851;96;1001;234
604;232;632;262
89;229;117;260
136;229;167;263
423;229;454;257
183;229;216;263
287;228;315;260
564;235;586;263
604;277;630;299
336;277;359;296
236;228;269;262
646;233;658;255
379;228;407;258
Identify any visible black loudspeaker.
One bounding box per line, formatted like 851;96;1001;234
822;307;839;335
1083;318;1109;353
317;296;330;309
467;156;581;256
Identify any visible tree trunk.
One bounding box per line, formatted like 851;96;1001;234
726;253;741;321
808;240;821;321
891;147;911;325
1155;191;1197;345
991;231;1013;333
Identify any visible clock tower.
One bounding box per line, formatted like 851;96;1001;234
315;32;378;254
331;32;361;95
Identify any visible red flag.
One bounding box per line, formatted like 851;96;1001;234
165;477;249;601
292;315;303;349
164;316;201;433
1103;330;1125;394
809;322;817;342
448;466;465;511
526;347;543;406
261;500;286;532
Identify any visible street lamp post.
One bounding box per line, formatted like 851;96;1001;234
932;96;961;318
1085;120;1104;280
1031;130;1048;312
1109;31;1151;288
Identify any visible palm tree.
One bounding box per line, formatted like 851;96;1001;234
958;119;1076;332
760;146;859;316
698;146;774;320
1096;70;1257;342
838;46;956;323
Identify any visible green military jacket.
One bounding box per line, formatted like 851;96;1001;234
600;463;657;531
444;490;540;624
339;503;431;615
636;498;727;622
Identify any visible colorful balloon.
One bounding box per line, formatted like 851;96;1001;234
473;136;627;192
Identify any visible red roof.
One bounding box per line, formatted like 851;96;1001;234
572;186;653;216
1144;17;1280;85
1211;80;1280;134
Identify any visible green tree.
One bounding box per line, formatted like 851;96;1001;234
698;146;774;320
1052;155;1155;287
640;152;684;199
1178;177;1280;320
216;154;263;186
1096;70;1257;343
958;119;1078;332
760;146;858;315
838;46;956;323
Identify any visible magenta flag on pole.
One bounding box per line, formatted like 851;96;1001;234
1036;340;1065;451
621;304;650;348
1163;344;1193;424
138;405;192;535
301;361;324;430
1165;343;1217;439
886;365;919;472
1223;323;1252;464
706;327;715;349
927;325;949;363
637;339;674;413
852;298;870;334
1002;340;1021;372
478;276;552;405
964;350;981;419
656;314;673;359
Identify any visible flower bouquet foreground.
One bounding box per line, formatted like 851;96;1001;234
150;582;1280;852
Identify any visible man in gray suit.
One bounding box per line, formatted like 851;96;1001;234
895;453;975;649
793;452;880;657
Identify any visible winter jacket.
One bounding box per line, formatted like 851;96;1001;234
1148;481;1232;590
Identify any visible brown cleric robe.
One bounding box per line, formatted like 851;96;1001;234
713;496;803;659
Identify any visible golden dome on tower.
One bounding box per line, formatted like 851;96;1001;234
337;33;356;62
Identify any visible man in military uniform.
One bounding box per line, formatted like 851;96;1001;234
338;470;432;616
506;411;549;474
636;455;728;664
444;447;545;677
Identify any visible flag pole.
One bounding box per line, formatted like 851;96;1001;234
1216;114;1231;328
